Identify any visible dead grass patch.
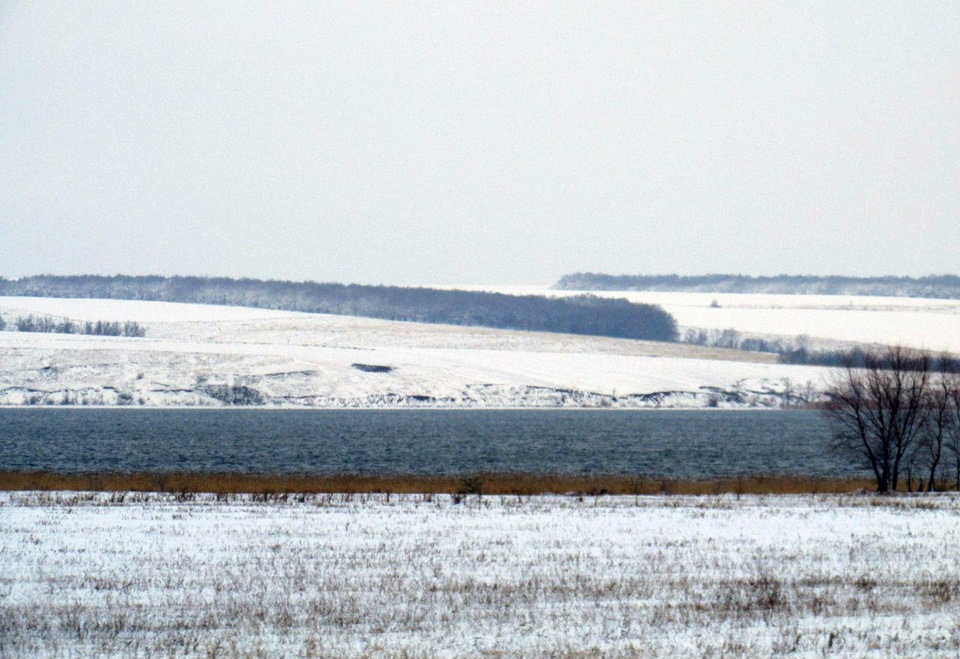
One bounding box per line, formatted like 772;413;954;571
0;471;876;495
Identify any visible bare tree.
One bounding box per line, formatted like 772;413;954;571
821;347;931;492
916;370;954;491
943;371;960;491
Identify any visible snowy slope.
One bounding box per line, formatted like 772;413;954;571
0;295;306;322
0;296;826;408
447;285;960;352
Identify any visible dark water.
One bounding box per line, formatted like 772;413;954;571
0;408;862;478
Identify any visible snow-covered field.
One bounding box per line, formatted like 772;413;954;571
2;492;958;657
4;287;956;408
450;285;960;353
0;296;827;408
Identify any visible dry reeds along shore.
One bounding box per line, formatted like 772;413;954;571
0;470;879;495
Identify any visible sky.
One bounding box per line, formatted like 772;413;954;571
1;2;958;286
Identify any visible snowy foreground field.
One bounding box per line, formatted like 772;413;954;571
2;492;959;657
0;296;826;408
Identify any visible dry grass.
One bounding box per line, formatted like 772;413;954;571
3;492;959;657
0;470;876;495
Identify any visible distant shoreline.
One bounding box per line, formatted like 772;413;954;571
0;404;793;411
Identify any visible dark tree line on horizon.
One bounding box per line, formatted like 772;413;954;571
0;275;678;342
556;273;960;299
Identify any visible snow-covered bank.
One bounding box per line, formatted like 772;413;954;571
2;492;958;657
0;296;827;408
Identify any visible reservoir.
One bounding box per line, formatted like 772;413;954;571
0;408;864;478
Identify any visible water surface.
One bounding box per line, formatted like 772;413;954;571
0;408;860;478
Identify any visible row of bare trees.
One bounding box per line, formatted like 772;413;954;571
822;347;960;492
0;314;146;337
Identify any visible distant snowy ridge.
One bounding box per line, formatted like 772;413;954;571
447;286;960;354
556;273;960;299
0;296;824;409
0;274;678;341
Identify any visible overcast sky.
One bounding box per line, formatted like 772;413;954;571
1;2;958;286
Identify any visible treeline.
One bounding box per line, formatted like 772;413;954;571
0;275;678;342
0;313;146;337
681;327;960;372
556;273;960;299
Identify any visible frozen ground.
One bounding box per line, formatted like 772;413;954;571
0;296;827;408
448;285;960;353
1;492;958;657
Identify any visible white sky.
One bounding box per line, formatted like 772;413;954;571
1;2;958;286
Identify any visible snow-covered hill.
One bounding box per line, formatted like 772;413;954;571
447;286;960;353
0;296;827;408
